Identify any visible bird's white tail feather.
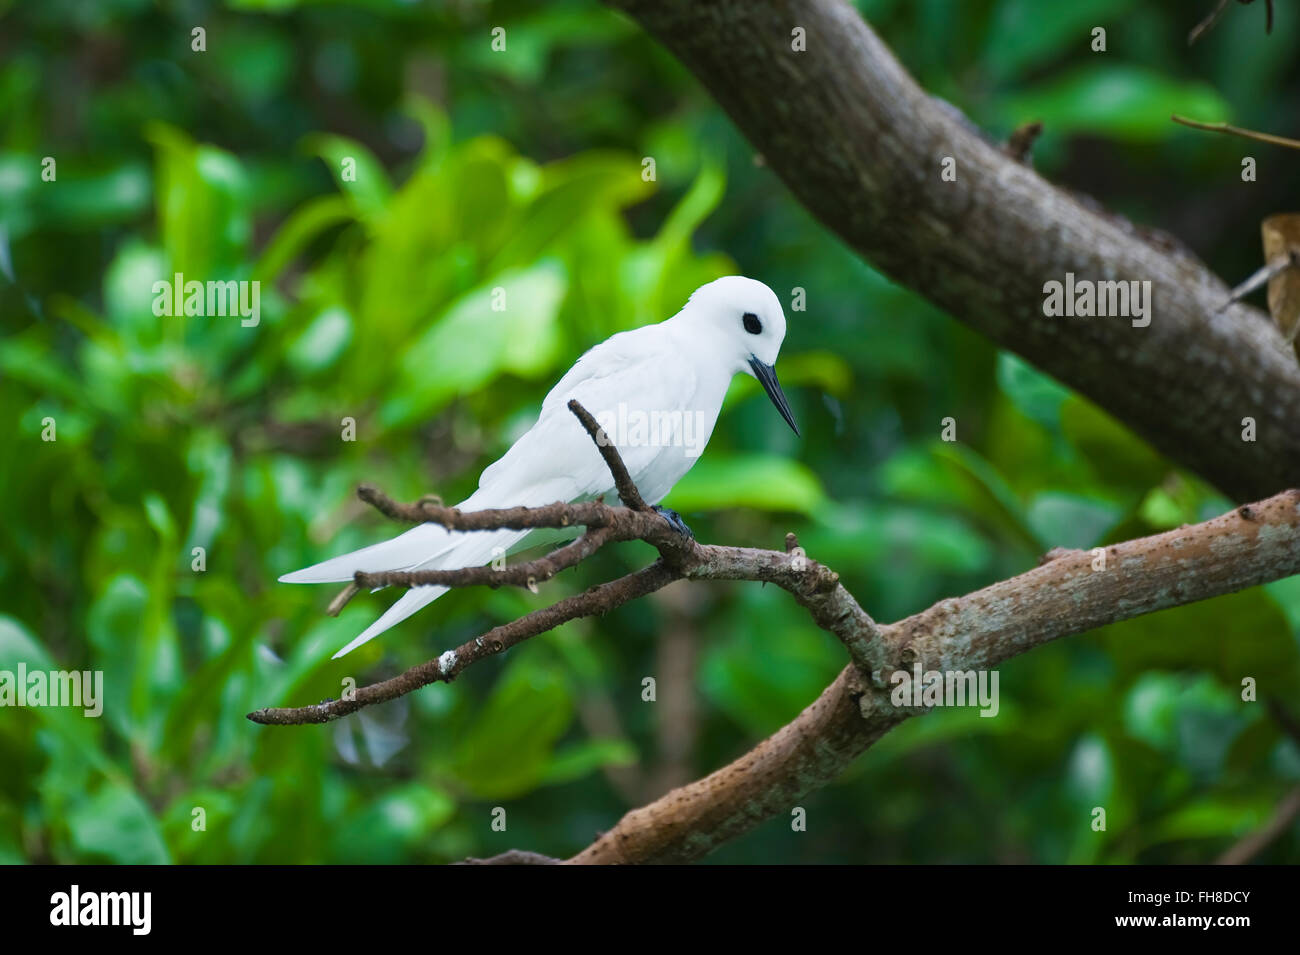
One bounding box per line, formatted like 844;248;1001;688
332;585;448;659
288;479;573;658
278;521;457;584
329;526;527;658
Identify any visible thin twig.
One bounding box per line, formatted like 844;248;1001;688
567;398;649;510
355;486;445;523
326;582;360;616
458;850;562;865
1189;0;1273;46
1189;0;1231;45
356;525;616;590
1214;698;1300;863
1219;252;1300;312
1267;697;1300;745
1171;114;1300;151
1217;785;1300;864
252;540;864;725
249;561;678;725
1005;120;1043;164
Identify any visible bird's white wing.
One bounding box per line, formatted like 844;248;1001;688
478;324;696;504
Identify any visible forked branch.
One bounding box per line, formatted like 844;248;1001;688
248;400;872;725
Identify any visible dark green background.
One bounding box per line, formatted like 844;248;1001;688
2;0;1299;863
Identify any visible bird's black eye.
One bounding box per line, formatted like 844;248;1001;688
742;312;762;335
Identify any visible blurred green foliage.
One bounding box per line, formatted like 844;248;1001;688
1;0;1298;864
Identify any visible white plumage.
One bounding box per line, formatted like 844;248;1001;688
280;275;798;657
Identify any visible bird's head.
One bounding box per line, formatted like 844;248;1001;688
681;276;799;436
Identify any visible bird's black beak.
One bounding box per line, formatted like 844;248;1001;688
748;356;800;436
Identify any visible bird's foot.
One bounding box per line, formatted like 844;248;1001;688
653;505;695;540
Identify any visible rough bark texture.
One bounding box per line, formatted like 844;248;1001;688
570;490;1300;863
604;0;1300;502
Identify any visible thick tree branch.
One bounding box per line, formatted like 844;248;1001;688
567;489;1300;863
602;0;1300;502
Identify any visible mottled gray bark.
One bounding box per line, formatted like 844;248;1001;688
604;0;1300;501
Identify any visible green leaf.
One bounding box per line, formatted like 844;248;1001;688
1145;797;1272;846
383;262;567;427
983;0;1135;83
67;784;170;864
665;453;825;515
490;151;652;272
928;442;1039;548
997;352;1071;428
287;305;353;375
330;784;455;864
307;134;393;219
1061;396;1169;494
1026;491;1123;549
451;657;573;799
253;195;353;282
995;66;1229;143
701;586;844;735
146;123;252;277
542;738;637;785
1099;588;1300;698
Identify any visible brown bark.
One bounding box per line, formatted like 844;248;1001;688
570;490;1300;863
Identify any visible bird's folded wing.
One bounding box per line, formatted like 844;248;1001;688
479;326;690;504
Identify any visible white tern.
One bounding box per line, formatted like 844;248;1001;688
281;275;799;657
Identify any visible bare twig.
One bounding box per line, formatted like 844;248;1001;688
1217;785;1300;864
1189;0;1274;46
252;536;865;727
1215;699;1300;863
248;561;679;725
355;526;617;591
1189;0;1231;45
1005;120;1043;164
566;399;649;510
458;850;562;865
1220;254;1300;312
326;582;360;617
355;486;616;532
1171;114;1300;151
1267;697;1300;745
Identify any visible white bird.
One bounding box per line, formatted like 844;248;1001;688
281;275;799;658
